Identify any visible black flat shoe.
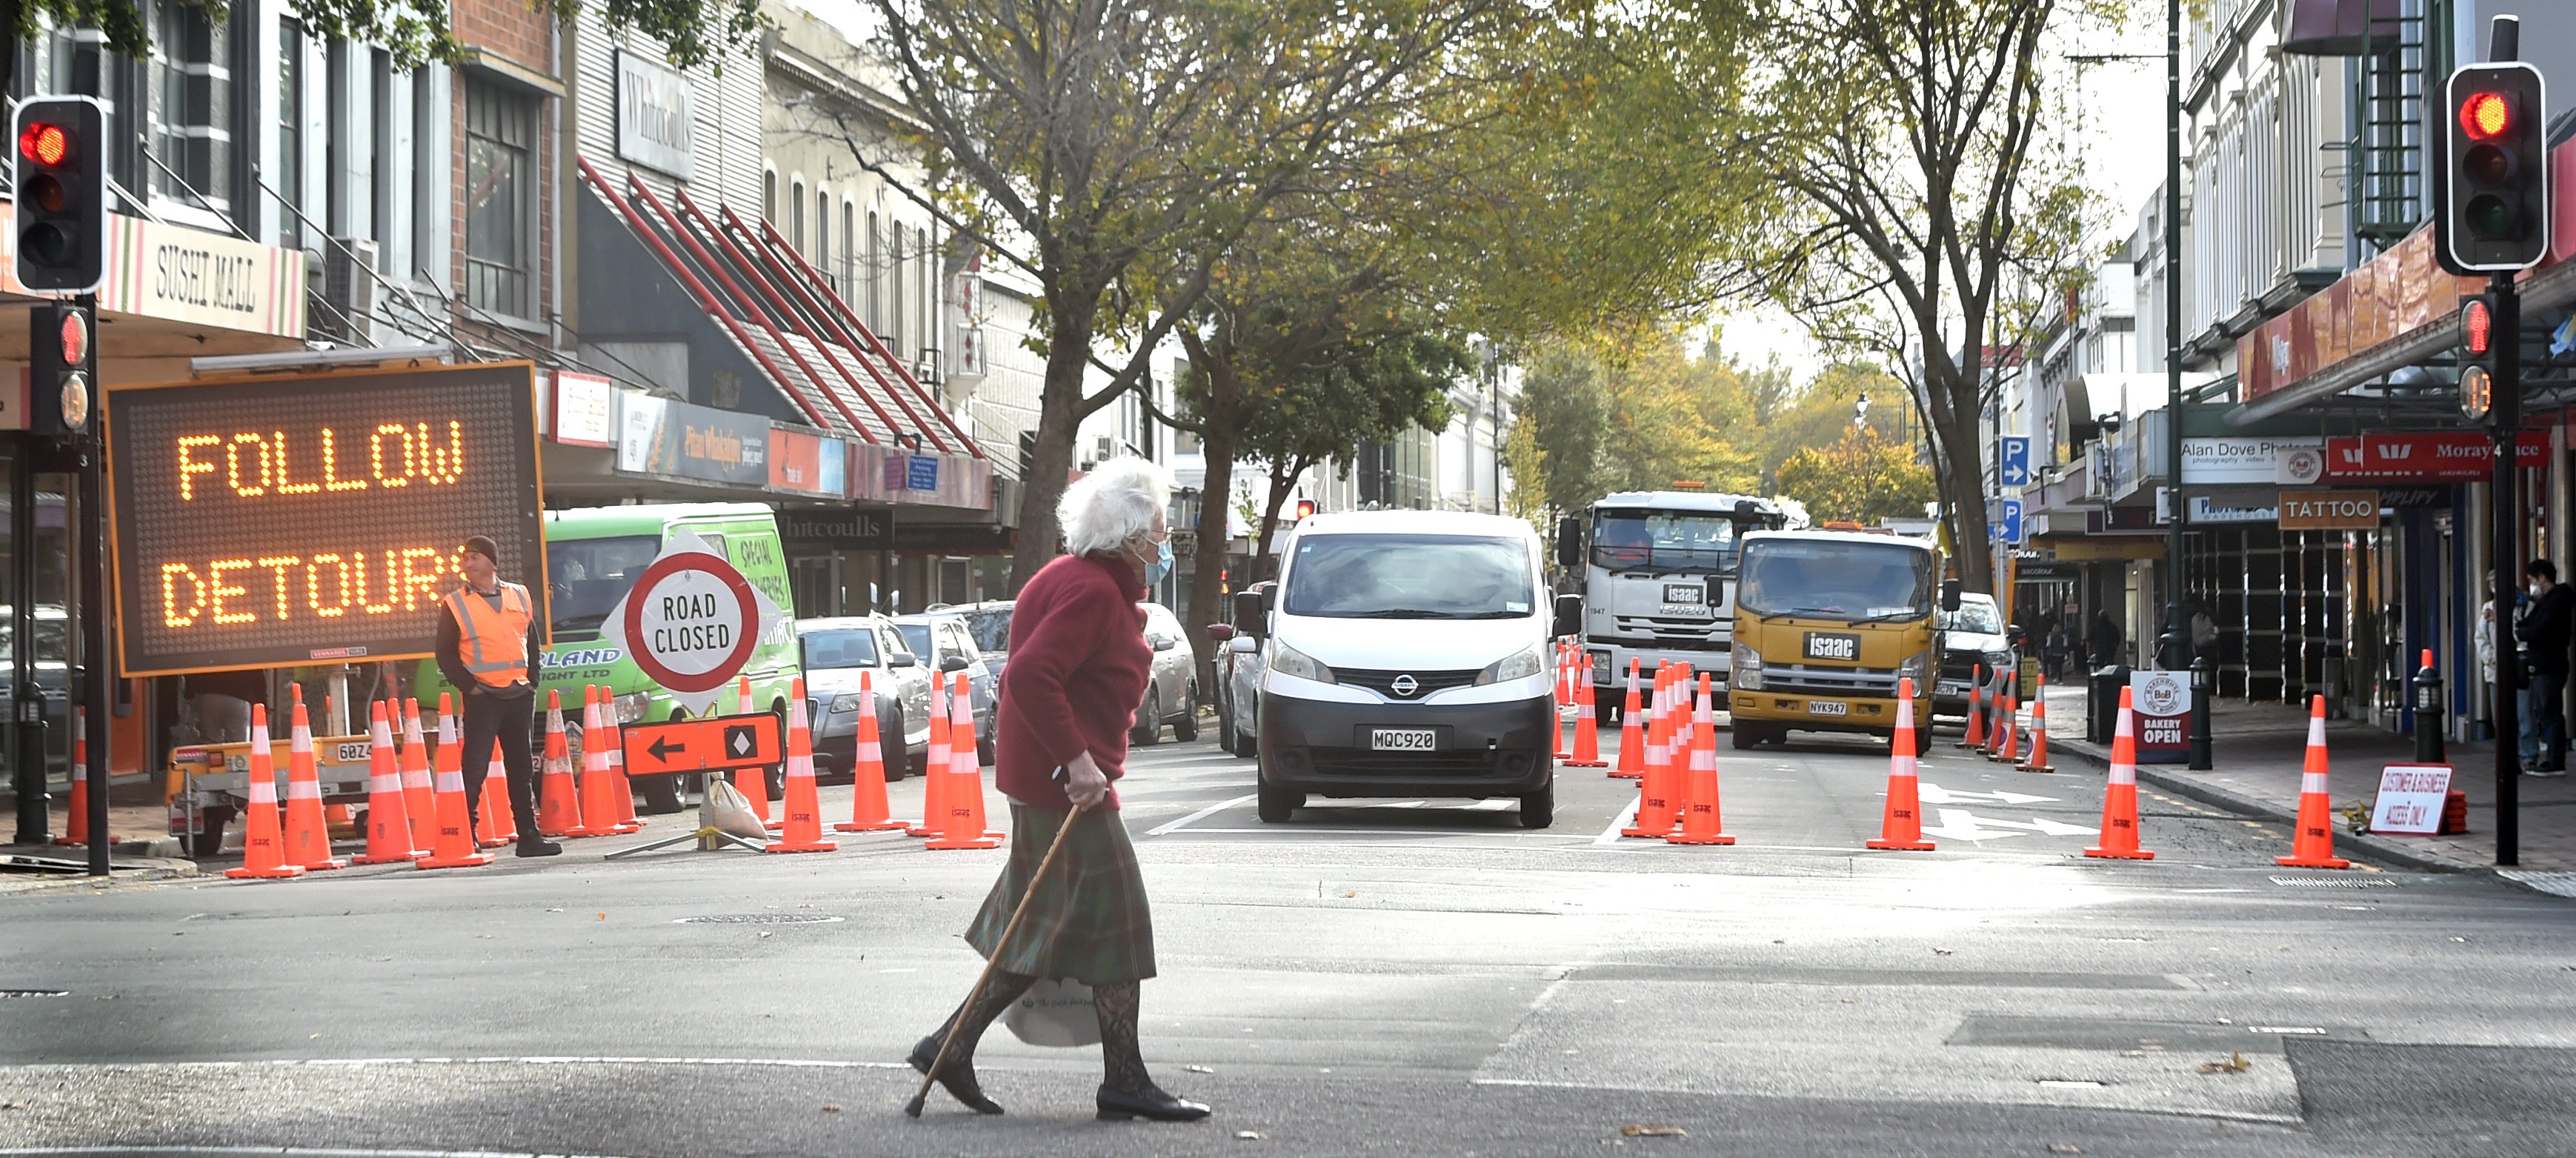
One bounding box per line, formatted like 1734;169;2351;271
908;1034;1005;1114
1096;1084;1211;1122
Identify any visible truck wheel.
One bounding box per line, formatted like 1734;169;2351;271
190;806;234;858
639;774;685;814
1256;775;1301;823
1519;778;1555;829
1731;723;1761;750
880;707;910;779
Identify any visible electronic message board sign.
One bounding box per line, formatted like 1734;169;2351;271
104;362;546;677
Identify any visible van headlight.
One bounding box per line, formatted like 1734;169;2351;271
612;691;653;724
1733;645;1763;691
1475;642;1547;686
1269;642;1336;685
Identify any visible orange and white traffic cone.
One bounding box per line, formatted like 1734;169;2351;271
1988;692;2018;764
1613;659;1646;779
1958;665;1986;750
1668;674;1734;845
908;676;953;837
352;701;422;865
226;704;304;879
1623;668;1680;839
768;677;839;853
602;706;641;831
279;689;345;871
53;706;88;845
568;688;627;837
836;671;906;833
2019;674;2055;773
2085;686;2155;860
2276;694;2351;869
476;741;516;847
1555;653;1576;760
1568;656;1607;768
1554;643;1570;708
536;690;585;836
1867;677;1935;851
733;676;782;831
1980;669;2008;758
928;672;1002;850
399;699;437;851
419;694;494;871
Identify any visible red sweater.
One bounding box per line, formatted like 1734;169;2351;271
995;553;1152;811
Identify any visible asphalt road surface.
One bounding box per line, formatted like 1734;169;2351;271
4;722;2572;1157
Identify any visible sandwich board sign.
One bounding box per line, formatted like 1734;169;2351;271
2368;764;2452;836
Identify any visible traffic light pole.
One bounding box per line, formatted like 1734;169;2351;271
2491;273;2520;868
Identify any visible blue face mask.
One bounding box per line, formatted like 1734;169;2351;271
1142;537;1174;586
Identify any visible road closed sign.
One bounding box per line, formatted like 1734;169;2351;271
605;529;782;712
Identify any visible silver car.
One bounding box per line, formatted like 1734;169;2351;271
1214;583;1273;757
796;616;933;779
1134;602;1200;745
893;612;999;762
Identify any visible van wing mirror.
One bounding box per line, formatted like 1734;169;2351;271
1940;578;1963;613
1552;593;1583;638
940;654;971;673
1259;583;1277;618
1232;590;1265;638
1554;516;1582;570
888;652;917;668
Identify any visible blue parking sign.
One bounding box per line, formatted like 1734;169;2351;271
2000;436;2031;490
1993;499;2024;545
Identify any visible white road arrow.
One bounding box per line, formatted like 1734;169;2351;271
1915;782;2060;806
1920;808;2099;842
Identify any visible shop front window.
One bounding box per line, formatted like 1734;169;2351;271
465;78;535;318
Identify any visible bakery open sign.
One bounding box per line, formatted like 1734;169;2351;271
104;362;547;676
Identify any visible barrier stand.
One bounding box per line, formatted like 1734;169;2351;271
605;711;788;859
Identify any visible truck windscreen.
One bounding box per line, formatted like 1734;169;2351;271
545;536;660;639
1285;533;1535;619
1736;540;1932;620
1591;511;1742;573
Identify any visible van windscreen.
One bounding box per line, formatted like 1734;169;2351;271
545;536;660;639
1283;533;1534;619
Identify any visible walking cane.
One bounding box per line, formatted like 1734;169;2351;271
905;799;1091;1118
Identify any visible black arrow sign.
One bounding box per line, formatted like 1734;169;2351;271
648;736;683;761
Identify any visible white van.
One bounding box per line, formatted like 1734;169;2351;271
1248;511;1578;828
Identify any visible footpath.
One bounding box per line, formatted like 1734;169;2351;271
2033;682;2576;887
0;772;204;892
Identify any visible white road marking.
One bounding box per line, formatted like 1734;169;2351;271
1594;805;1635;845
1144;793;1258;836
1177;828;1582;839
1920;808;2097;842
1916;782;2059;805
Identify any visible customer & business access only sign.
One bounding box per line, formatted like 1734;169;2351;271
104;362;547;676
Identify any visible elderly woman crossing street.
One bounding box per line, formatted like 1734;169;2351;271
906;457;1210;1122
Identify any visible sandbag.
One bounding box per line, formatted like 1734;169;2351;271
702;776;770;841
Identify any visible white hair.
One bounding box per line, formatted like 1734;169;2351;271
1059;456;1172;556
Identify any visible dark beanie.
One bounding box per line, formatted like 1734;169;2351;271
463;536;500;562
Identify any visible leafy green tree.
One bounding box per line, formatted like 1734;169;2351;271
1239;330;1465;568
1775;427;1937;525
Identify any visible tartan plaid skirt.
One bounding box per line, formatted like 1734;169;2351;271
964;802;1156;985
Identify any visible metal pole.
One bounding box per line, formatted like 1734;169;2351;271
76;292;109;874
2161;0;2188;674
8;441;42;845
2492;273;2520;867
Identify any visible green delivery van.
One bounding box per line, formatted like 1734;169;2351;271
416;503;805;813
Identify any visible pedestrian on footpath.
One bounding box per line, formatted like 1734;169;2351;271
435;535;560;856
2089;610;2123;669
907;458;1208;1123
2515;559;2574;776
2478;596;2499;739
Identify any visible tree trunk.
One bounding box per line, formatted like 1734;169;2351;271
1009;296;1104;590
1936;395;1994;594
1185;419;1239;693
1252;456;1310;573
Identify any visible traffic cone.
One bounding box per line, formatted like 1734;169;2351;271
399;699;436;851
1614;659;1646;779
419;694;494;870
476;740;516;847
568;688;626;837
1959;665;1986;750
2019;674;2055;773
1668;674;1734;845
53;707;89;845
351;702;422;865
1623;668;1679;839
733;676;782;831
1867;677;1935;851
226;705;304;879
537;689;585;837
909;676;953;837
837;671;906;833
1988;691;2017;764
2276;694;2351;869
768;677;839;853
279;689;345;871
1980;669;2008;758
927;673;1002;850
1568;656;1607;768
1554;644;1569;708
1555;653;1576;760
2085;686;2155;859
602;706;641;831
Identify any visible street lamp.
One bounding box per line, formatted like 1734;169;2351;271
1854;390;1871;433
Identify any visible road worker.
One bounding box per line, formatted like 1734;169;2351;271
435;534;559;856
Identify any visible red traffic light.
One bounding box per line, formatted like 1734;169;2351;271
2461;91;2511;141
17;121;67;166
2462;298;2493;355
1294;499;1317;520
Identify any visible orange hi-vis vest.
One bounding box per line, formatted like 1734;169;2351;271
445;582;533;688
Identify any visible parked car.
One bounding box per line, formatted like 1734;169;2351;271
1134;602;1200;745
795;615;933;780
948;600;1016;689
1251;510;1573;828
1213;584;1273;758
892;612;999;762
1934;593;2014;719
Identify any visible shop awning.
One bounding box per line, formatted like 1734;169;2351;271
0;203;306;367
575;157;982;459
2280;0;2406;57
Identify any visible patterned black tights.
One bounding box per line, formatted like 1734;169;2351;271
1093;979;1159;1094
933;970;1036;1067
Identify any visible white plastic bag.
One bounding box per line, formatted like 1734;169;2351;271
1002;978;1099;1047
702;776;770;841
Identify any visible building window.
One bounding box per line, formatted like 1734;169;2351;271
464;78;535;318
888;224;906;358
842;201;856;292
763;169;776;224
150;0;233;213
816;189;831;284
791;179;806;252
275;18;302;247
866;210;882;334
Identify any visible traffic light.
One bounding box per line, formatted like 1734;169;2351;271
1294;498;1317;521
11;96;106;293
2459;295;2497;422
2440;63;2550;273
30;300;96;436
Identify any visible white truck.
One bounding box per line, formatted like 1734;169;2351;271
1553;490;1786;722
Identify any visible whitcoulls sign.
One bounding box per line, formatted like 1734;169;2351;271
604;529;782;713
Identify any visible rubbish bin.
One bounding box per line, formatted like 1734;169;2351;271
2089;664;2131;744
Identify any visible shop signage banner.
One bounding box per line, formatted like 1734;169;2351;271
0;204;307;339
2278;489;2383;530
2187;495;2279;523
615;50;696;180
778;508;891;551
550;370;616;447
2323;431;2546;482
103;362;545;676
2181;437;2324;485
768;428;847;496
619;396;769;484
616;393;666;473
2129;670;2191;764
2368;763;2453;836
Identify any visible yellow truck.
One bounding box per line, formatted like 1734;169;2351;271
1726;529;1958;748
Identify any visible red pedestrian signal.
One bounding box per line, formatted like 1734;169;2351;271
2440;64;2549;273
2461;297;2494;356
10;97;106;293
